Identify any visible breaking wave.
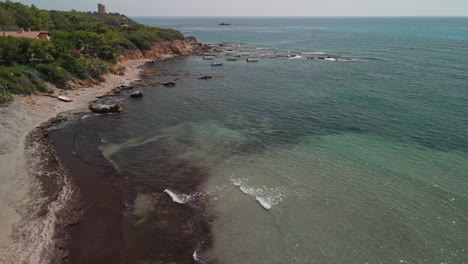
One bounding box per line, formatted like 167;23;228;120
164;189;193;204
230;178;285;210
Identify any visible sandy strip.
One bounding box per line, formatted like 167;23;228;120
0;59;148;263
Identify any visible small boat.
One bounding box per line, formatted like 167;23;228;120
226;58;237;61
219;23;231;26
203;56;215;60
211;62;224;66
58;96;73;102
246;58;259;62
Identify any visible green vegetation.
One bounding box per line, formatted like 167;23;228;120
0;64;47;101
0;1;185;104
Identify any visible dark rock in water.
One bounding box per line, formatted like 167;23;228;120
318;57;325;60
130;91;143;98
162;81;176;87
89;103;124;114
109;104;124;113
198;76;213;80
219;23;231;26
89;104;110;113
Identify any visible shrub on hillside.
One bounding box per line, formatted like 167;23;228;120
0;81;14;105
83;57;108;79
0;65;47;95
35;63;71;88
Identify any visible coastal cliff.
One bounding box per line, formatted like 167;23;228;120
121;37;202;61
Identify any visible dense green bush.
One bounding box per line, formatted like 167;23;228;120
0;90;13;105
0;36;53;61
0;65;47;94
82;57;108;79
0;81;14;105
35;63;71;87
59;57;88;79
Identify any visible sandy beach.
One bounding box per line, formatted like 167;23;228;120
0;59;148;263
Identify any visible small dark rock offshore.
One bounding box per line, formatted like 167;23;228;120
89;104;124;114
130;91;144;98
198;76;213;80
161;81;176;87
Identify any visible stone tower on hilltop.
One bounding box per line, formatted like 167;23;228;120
98;3;107;14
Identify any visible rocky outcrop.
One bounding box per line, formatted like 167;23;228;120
89;104;124;114
130;91;143;98
121;37;204;61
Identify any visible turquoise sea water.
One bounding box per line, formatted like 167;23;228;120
56;17;468;263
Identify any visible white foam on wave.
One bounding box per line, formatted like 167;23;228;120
193;249;200;261
164;189;192;204
231;178;285;210
231;177;245;187
81;113;95;120
256;197;273;210
324;57;338;61
288;55;304;60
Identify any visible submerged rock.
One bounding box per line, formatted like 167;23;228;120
198;76;213;80
130;91;143;98
162;81;176;87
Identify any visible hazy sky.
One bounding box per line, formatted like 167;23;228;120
15;0;468;16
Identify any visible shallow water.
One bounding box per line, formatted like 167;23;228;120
52;17;468;263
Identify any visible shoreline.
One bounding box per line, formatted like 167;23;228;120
0;59;149;263
0;38;206;263
49;54;216;263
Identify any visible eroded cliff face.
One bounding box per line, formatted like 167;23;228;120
121;37;202;61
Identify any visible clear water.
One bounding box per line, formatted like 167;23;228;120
64;17;468;263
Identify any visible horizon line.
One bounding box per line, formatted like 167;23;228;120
130;15;468;18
